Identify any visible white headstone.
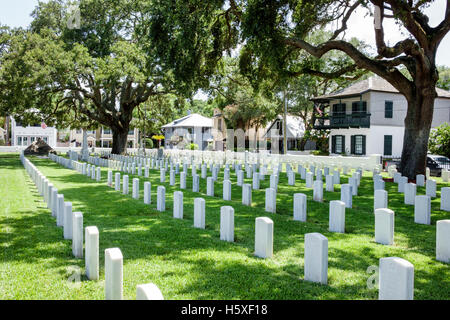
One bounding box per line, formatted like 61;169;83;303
254;217;274;259
304;233;328;285
293;193;307;222
72;212;83;258
404;183;416;205
192;174;199;193
220;206;234;242
425;179;436;198
325;175;334;192
416;174;425;187
349;177;358;196
108;170;113;187
379;257;414;300
207;177;214;197
122;175;129;195
414;195;431;225
375;208;394;245
329;200;345;233
105;248;123;300
132;178;139;199
288;171;295;186
436;220;450;263
180;172;186;189
115;173;121;191
270;174;278;191
237;170;244;187
56;194;65;227
194;198;206;229
242;183;252;206
223;180;231;201
306;172;313;188
252;172;260;190
63;202;73;240
333;170;340;185
265;188;277;213
374;189;388;211
173;191;183;219
157;186;165;212
85;226;99;280
136;283;164;300
398;176;408;193
51;188;58;217
313;180;323;202
144;181;151;204
340;184;352;208
169;170;175;186
441;187;450;212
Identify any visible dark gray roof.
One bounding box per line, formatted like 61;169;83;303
312;76;450;101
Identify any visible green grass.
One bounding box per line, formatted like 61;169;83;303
1;153;449;300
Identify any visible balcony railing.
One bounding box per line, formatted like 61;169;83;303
313;113;371;129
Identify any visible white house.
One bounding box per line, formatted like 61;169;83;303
162;113;214;150
11;118;58;148
264;115;306;152
311;76;450;157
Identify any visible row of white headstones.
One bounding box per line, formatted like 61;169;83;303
53;152;450;300
23;152;164;300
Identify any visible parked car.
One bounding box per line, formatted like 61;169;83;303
427;154;450;177
383;154;449;177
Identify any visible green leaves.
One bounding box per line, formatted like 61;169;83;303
429;123;450;158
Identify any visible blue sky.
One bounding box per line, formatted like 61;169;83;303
0;0;449;69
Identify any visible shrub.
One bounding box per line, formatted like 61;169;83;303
428;123;450;158
0;139;5;146
188;143;199;150
145;138;154;149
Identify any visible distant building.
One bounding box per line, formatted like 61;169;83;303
312;76;450;157
264;115;306;153
162;113;214;150
11;118;58;148
212;107;270;151
69;127;139;148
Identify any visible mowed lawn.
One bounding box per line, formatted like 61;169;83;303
1;153;449;300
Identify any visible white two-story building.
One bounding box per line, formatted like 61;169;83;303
312;76;450;157
11;118;58;148
162;113;213;150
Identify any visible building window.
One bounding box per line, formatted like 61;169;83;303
332;135;345;154
76;129;82;134
351;135;366;155
30;137;36;144
385;101;393;118
352;101;367;114
128;129;135;136
332;103;346;116
336;136;343;153
384;135;393;156
43;137;48;144
103;127;111;135
23;137;28;146
17;136;23;146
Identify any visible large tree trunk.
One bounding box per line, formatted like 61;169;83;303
400;90;436;179
111;127;129;155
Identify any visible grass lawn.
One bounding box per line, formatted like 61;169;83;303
1;153;449;300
